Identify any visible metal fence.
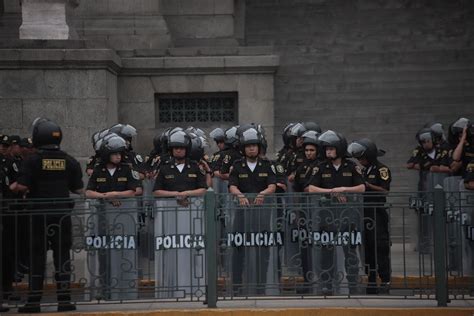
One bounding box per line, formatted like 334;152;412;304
1;185;473;308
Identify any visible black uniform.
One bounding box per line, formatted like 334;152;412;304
293;158;319;193
87;163;140;193
228;157;276;193
362;161;392;291
86;154;100;172
452;142;474;177
228;157;276;293
16;149;83;303
407;146;450;170
220;148;242;175
153;158;207;192
307;159;364;293
209;149;225;172
288;148;305;175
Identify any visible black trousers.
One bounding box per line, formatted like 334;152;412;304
364;206;391;284
27;213;72;303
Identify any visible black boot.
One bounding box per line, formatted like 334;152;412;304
57;302;76;312
18;302;41;313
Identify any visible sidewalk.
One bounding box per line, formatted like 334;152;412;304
2;298;473;315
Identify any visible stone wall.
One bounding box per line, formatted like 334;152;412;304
245;0;474;192
0;49;120;162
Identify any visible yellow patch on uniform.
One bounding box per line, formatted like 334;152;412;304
223;155;230;164
466;152;474;157
96;178;107;182
213;154;220;162
342;172;352;177
165;175;175;179
258;173;268;177
379;167;390;181
271;165;276;174
117;177;128;182
42;159;66;171
322;173;331;178
368;175;376;179
188;173;197;178
296;158;303;163
412;149;419;157
355;165;363;175
239;174;249;178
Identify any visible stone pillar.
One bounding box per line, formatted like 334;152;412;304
19;0;78;40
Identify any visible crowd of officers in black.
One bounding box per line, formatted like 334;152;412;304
1;116;474;312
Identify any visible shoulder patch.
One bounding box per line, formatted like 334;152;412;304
355;165;363;175
271;164;276;174
276;164;285;174
12;162;18;172
223;155;230;164
379;167;390;181
312;166;319;176
412;149;419;157
132;170;140;180
135;155;143;163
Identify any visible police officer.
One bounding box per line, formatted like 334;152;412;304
218;126;242;180
14;118;83;313
209;128;226;174
85;135;139;201
288;122;322;178
291;130;321;193
306;130;365;294
407;128;451;184
450;118;474;177
348;138;391;294
425;122;450;151
228;127;276;294
141;134;164;180
153;130;207;200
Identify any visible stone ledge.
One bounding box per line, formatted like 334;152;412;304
0;48;122;74
120;55;279;75
116;46;274;57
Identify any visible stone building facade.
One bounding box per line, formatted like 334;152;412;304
0;0;473;196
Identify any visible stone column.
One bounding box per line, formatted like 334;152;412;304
19;0;78;40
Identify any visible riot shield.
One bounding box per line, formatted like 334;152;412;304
84;199;139;301
154;197;206;300
227;194;280;296
459;183;474;291
443;176;464;274
309;194;364;295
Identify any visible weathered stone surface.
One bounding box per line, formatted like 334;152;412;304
66;99;107;128
0;99;23;128
19;0;75;40
118;102;155;129
117;77;155;102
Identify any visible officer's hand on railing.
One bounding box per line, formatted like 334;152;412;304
238;195;250;206
254;194;265;205
110;200;122;207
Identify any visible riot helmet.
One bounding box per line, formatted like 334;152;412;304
282;123;296;147
224;126;239;147
32;119;63;149
209;127;225;142
348;138;383;163
303;122;322;134
318;130;348;159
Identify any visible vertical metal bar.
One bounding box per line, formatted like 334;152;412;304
205;189;217;308
433;185;448;306
0;191;4;306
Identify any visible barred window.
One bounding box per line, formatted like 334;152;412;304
156;92;238;125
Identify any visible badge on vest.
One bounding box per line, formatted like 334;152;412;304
239;174;249;178
343;172;352;177
96;178;107;182
42;159;66;171
165;175;175;179
188;173;197;178
379;167;390;181
258;173;268;177
322;173;331;178
118;177;128;182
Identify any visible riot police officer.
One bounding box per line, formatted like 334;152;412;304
450;118;474;177
228;127;276;294
291;130;321;193
348;138;391;294
85;135;139;201
15;118;84;313
218;126;242;180
306;130;365;295
465;161;474;190
287;122;322;178
153;130;207;200
209;128;226;174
